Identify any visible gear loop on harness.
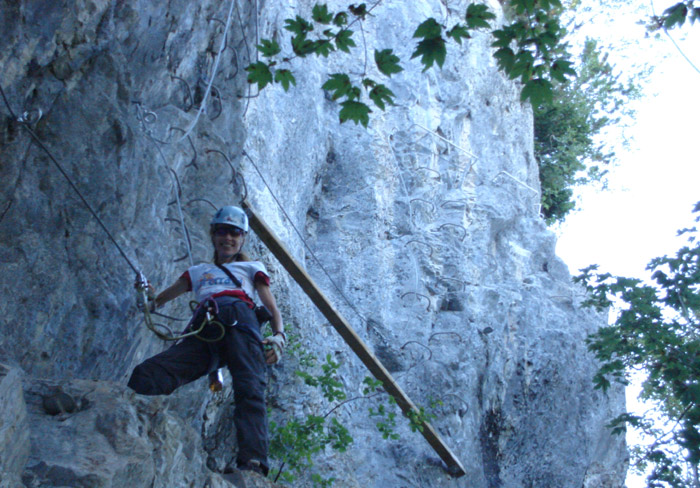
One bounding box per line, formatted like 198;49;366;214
186;297;231;343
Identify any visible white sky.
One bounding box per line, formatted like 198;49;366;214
554;3;700;486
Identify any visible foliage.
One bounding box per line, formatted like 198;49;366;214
269;325;444;485
491;0;573;105
406;400;440;433
649;1;700;30
269;346;353;486
363;376;400;440
243;1;641;224
533;37;640;223
296;353;348;403
246;1;564;127
242;2;688;225
575;202;700;487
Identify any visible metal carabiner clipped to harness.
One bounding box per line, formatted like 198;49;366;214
187;299;227;343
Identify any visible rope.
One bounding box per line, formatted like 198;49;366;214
241;150;368;323
1;0;248;343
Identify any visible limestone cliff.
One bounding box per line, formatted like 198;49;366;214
0;0;627;487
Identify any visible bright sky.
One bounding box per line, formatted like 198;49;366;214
554;3;700;486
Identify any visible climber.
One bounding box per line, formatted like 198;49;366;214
127;205;285;477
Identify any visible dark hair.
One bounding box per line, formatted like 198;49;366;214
210;227;250;263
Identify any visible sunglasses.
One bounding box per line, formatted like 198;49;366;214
213;226;246;237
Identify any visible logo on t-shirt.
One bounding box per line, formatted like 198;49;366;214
198;271;234;289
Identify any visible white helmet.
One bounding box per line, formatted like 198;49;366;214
210;206;248;232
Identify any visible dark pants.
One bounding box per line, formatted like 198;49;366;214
127;299;268;471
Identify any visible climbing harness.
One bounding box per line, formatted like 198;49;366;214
213;261;273;324
185;297;229;343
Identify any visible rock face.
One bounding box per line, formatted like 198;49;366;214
0;0;627;487
0;365;29;488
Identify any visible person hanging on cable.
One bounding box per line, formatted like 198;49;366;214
127;205;285;477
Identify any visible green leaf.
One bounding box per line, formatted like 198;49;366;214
550;59;576;83
348;3;368;19
339;100;371;126
663;2;688;29
284;16;313;35
348;86;361;101
335;29;356;53
374;49;403;76
538;0;563;10
369;84;395;110
491;28;516;49
314;39;335;57
520;77;553;105
493;47;515;72
411;37;447;71
446;24;471;44
245;61;273;90
256;38;281;58
413;18;442;39
274;69;296;91
322;73;354;100
312;4;334;24
465;4;496;29
511;50;535;82
333;12;348;26
291;34;316;56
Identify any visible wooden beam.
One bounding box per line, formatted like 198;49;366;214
242;199;466;477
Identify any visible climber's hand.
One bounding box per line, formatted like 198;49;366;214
134;278;156;300
263;333;286;365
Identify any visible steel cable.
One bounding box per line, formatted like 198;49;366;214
169;0;237;144
241;150;368;324
0;83;140;276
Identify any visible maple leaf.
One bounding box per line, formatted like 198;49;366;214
446;24;471;44
322;73;354;100
465;4;496;29
369;84;395;111
274;69;296;91
335;29;356;53
339;100;371;127
245;61;273;90
256;39;281;58
374;49;403;76
312;3;333;24
411;37;446;71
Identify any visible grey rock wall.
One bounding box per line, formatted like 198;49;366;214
0;0;626;487
0;365;29;488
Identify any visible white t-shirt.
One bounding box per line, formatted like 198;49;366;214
183;261;269;303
